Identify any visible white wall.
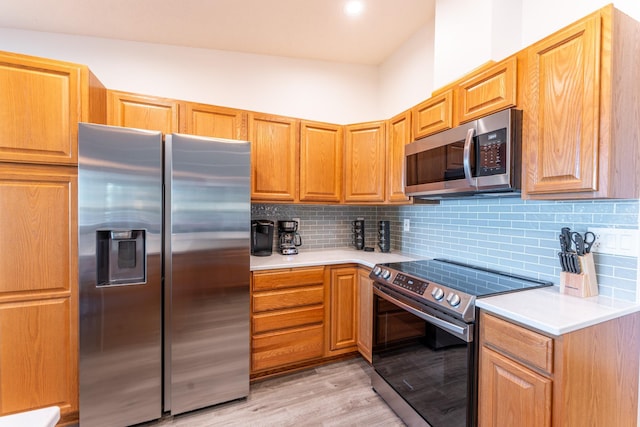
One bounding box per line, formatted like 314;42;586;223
0;28;379;124
378;20;435;119
433;0;493;88
522;0;640;45
432;0;523;88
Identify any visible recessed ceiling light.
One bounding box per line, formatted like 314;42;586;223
344;0;365;17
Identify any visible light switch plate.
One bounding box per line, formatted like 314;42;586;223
587;227;640;257
404;219;410;232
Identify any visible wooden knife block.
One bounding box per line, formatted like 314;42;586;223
560;252;598;297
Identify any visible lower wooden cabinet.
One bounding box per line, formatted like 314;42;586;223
0;164;78;424
356;267;373;362
479;311;640;427
479;346;552;426
325;266;358;355
251;264;373;377
250;267;325;375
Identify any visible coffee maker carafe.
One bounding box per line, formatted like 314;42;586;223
278;220;302;255
251;220;274;256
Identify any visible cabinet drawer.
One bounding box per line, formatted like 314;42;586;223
252;267;325;291
253;305;324;334
253;286;324;312
251;324;324;372
480;312;553;374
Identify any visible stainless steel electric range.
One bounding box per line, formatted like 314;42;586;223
369;259;552;427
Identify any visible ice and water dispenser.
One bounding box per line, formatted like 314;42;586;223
96;230;146;286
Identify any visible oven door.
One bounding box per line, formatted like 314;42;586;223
372;284;475;427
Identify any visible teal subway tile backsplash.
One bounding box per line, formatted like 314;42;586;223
252;198;639;302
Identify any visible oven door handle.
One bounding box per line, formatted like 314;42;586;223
463;127;477;187
374;286;472;342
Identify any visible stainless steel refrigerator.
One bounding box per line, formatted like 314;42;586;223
78;123;250;426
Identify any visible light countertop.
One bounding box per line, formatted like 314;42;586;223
251;248;640;336
476;286;640;336
250;247;421;271
0;406;60;427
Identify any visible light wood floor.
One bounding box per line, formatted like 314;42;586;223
144;357;405;427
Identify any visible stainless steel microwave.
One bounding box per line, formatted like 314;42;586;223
405;108;522;199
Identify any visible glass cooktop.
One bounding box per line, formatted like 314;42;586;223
379;259;553;298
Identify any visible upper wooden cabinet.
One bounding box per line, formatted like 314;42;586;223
249;113;299;202
299;120;343;203
457;56;517;123
386;110;412;204
0;51;105;165
522;5;640;199
182;102;247;140
411;57;517;140
107;90;180;135
412;90;454;139
343;121;386;203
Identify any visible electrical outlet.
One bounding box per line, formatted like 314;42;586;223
404;219;410;232
587;227;640;256
292;217;300;231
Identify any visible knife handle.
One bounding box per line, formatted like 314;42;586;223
558;252;566;272
572;254;582;274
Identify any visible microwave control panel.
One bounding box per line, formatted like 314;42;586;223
477;128;507;176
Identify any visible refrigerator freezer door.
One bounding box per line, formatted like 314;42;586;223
164;134;250;415
78;124;163;427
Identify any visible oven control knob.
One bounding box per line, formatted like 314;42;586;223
431;287;445;301
372;266;382;276
381;269;391;280
447;293;461;307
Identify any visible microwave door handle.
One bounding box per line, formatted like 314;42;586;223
463;128;476;187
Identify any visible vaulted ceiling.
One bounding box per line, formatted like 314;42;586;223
0;0;435;65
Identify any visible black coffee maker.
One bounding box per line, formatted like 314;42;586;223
251;220;274;256
278;220;302;255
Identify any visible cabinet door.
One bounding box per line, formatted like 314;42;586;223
412;90;454;139
479;346;552;427
327;267;358;354
344;122;386;203
356;268;373;363
523;13;601;195
0;52;81;165
182;102;247;140
457;56;517;123
0;164;78;423
386;111;411;203
249;113;299;202
107;90;180;135
299;120;343;202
